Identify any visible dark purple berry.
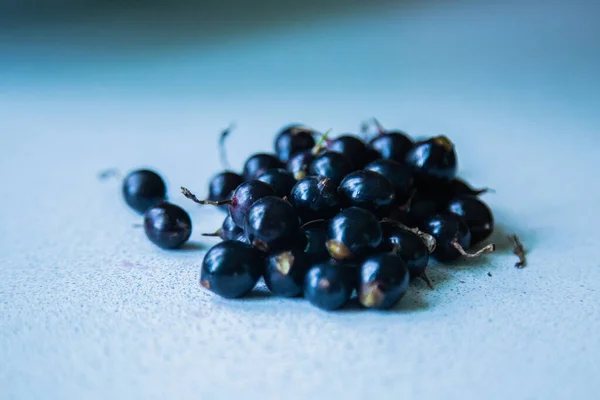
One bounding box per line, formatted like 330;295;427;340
243;153;284;181
122;169;166;213
309;151;353;185
143;202;191;249
290;177;340;223
358;253;410;310
264;249;311;297
208;171;244;211
327;135;370;169
406;136;458;182
364;159;413;204
257;168;297;198
244;196;300;252
326;207;382;261
447;195;494;244
424;213;471;262
274;125;316;163
337;170;396;218
304;261;355;311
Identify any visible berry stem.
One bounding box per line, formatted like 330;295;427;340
381;217;437;253
311;129;332;155
508;234;526;268
201;229;222;238
371;117;386;135
181;187;232;206
218;124;236;170
451;241;496;258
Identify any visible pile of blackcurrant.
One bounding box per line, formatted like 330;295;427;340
121;120;499;311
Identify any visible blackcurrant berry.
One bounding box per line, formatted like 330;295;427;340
243;153;284;181
290;176;340;223
447;195;494;244
327;135;370;169
362;118;413;163
326;207;382;261
244;196;300;252
208;171;244;211
274;124;316;163
309;151;353;185
143;202;191;249
337;170;396;218
122;169;166;213
357;253;410;310
257;168;297;198
202;215;242;241
200;241;264;299
264;249;311;297
406;136;458;182
379;223;431;286
424;213;471;262
304;261;355;311
364;159;413;205
302;219;330;263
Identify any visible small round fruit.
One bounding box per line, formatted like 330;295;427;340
208;171;244;210
243;153;284;181
364;159;413;204
304;261;355;311
144;202;192;249
264;250;311;297
369;131;413;163
200;241;264;299
202;215;242;241
290;176;340;223
380;223;429;279
326;207;382;261
337;170;396;217
302;219;330;263
244;196;300;252
447;195;494;244
228;180;277;227
122;169;166;213
358;253;410;310
424;213;471;262
405;136;458;181
287;151;315;180
274;125;316;163
327;135;370;169
257;168;297;198
309;151;353;185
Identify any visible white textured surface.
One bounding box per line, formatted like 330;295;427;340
1;1;600;399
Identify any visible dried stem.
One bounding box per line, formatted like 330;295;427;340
381;217;437;253
219;123;236;170
508;234;526;268
451;241;496;258
201;230;221;238
181;187;232;206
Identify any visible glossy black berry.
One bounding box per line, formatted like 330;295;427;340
264;250;311;297
244;196;300;252
302;219;330;263
304;261;355;311
208;171;244;212
202;215;242;241
274;125;316;163
364;159;413;205
327;135;370;169
122;169;166;213
338;170;396;218
309;151;353;185
326;207;382;261
227;180;277;227
369;132;413;163
424;213;471;262
243;153;284;181
405;190;445;228
380;223;429;279
358;253;410;310
287;151;314;180
447;195;494;244
406;136;458;182
257;168;297;198
143;202;192;249
290;177;340;223
200;241;264;299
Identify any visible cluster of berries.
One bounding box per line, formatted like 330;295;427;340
121;120;497;311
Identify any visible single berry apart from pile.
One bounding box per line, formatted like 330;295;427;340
244;196;300;252
406;136;458;182
122;169;167;213
358;253;410;310
202;215;242;241
143;202;192;249
302;219;331;263
379;222;432;287
182;180;277;228
290;176;340;223
257;168;297;198
364;159;413;205
327;134;371;169
327;207;382;261
447;195;494;244
304;261;355;311
274;124;316;163
264;249;312;297
200;240;264;299
309;151;353;185
338;170;396;218
243;153;284;181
